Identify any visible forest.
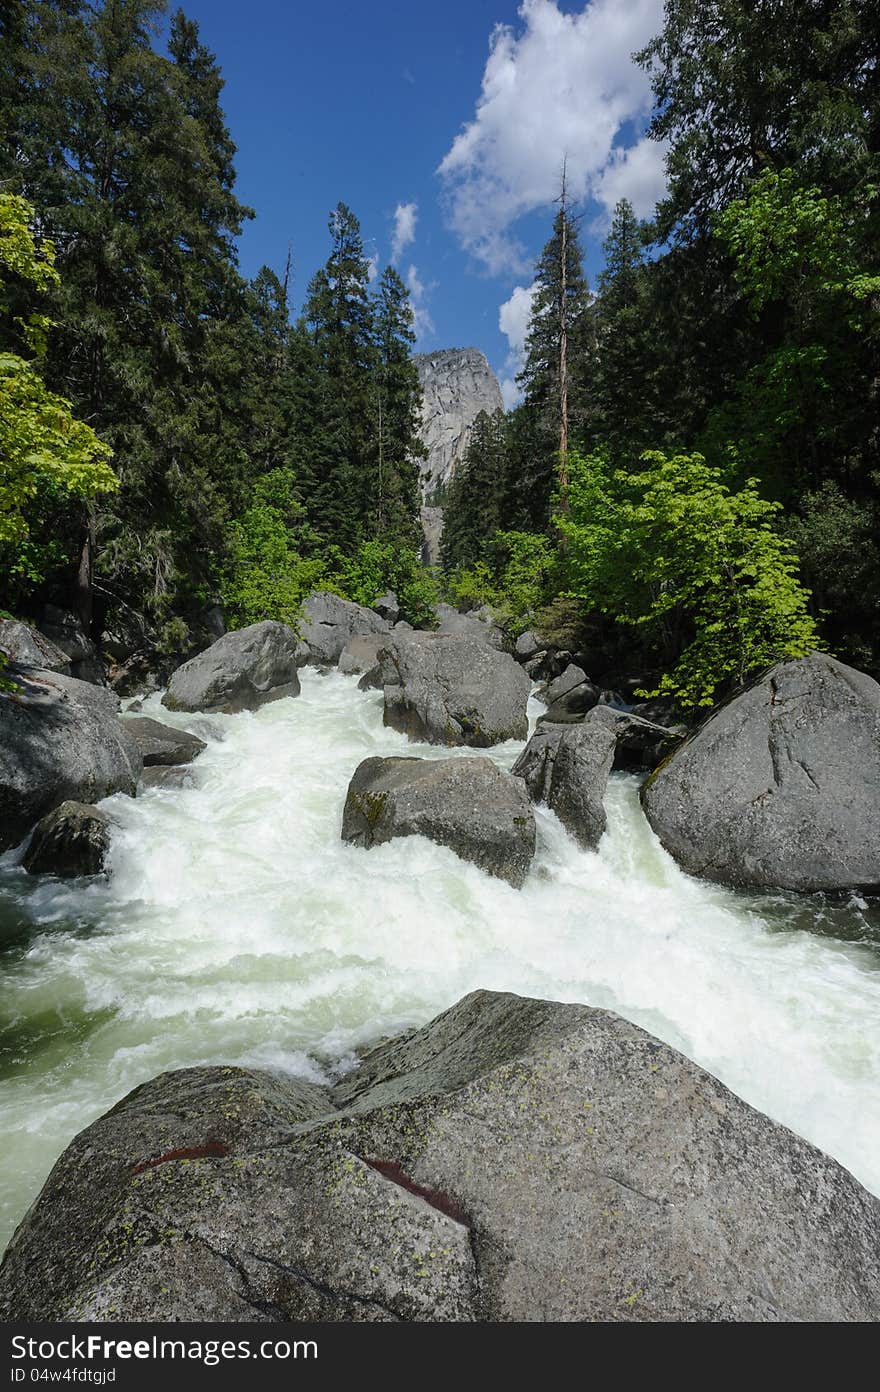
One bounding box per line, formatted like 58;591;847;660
2;0;879;713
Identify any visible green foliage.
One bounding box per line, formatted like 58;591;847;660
330;540;438;628
0;193;117;547
445;531;554;639
441;410;508;572
223;469;326;629
557;450;819;707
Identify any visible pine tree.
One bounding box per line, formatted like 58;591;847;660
517;194;592;523
371;266;424;545
441;410;506;572
304;203;377;549
590;199;653;460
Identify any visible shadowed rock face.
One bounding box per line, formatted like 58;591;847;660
513;719;616;849
642;652;880;891
2;990;879;1323
342;755;536;886
415;348;503;499
123;716;206;767
0;669;141;851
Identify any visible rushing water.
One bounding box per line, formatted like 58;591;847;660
2;667;880;1252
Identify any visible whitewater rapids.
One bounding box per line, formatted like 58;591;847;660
1;667;879;1251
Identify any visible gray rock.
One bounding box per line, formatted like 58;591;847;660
539;663;590;706
642;653;880;892
420;505;444;567
380;632;530;747
415;348;504;498
513;719;616;848
140;765;196;791
123;716;207;767
3;990;879;1323
433;602;505;649
523;650;550;679
514;630;542;661
40;607;106;685
0;669;141;852
338;634;387;677
162;621;301;715
0;620;70;674
298;592;390;666
22;801;110;878
541;677;601;723
341;755;536;886
587;703;682;772
372;591;400;624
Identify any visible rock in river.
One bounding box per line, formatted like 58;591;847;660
379;631;530;747
22;801;111;878
123;716;206;767
298;592;389;667
2;990;878;1322
642;652;880;891
0;669;141;852
162;621;300;715
513;716;617;849
342;755;536;886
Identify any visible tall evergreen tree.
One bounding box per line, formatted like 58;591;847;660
371;265;424;544
590;199;653;459
517;199;592;525
441;409;506;572
304;203;377;548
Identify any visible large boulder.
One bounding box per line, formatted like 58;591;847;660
433;602;505;650
341;755;536;887
338;633;387;678
298;592;389;667
372;590;400;624
162;622;300;715
379;632;530;747
642;653;880;892
0;669;141;852
537;662;600;723
123;716;206;767
2;990;878;1323
0;619;69;674
22;801;111;878
513;718;616;849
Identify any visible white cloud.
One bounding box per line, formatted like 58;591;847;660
498;281;536;409
366;248;380;284
406;263;435;341
391;201;418;263
593;134;669;221
437;0;666;274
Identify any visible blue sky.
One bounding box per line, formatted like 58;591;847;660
175;0;667;404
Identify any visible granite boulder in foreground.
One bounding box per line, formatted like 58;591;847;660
642;652;880;891
342;755;536;886
2;990;878;1322
162;621;301;714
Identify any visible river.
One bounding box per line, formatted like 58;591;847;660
2;667;879;1252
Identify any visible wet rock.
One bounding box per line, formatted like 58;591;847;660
537;662;601;723
22;801;110;878
162;621;301;715
642;653;880;892
342;755;536;886
3;991;879;1323
123;716;206;767
0;669;141;852
298;592;390;667
513;718;616;849
140;765;196;791
379;631;530;747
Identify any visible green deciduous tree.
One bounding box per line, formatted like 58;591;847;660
557;449;818;708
